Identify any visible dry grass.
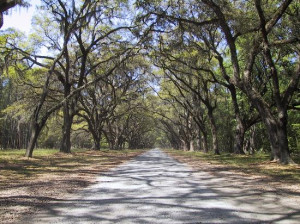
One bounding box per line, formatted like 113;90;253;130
165;150;300;183
0;148;146;224
165;149;300;194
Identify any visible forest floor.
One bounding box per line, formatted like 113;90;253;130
0;149;145;224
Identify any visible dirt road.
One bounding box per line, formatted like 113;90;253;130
22;149;300;223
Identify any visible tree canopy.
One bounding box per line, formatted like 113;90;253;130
0;0;299;164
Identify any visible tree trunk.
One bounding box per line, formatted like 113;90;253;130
60;121;72;153
92;136;100;150
189;140;194;151
243;127;256;154
25;110;49;157
228;85;245;154
202;132;209;153
182;139;188;151
108;141;113;150
208;110;220;155
89;128;101;150
109;138;116;150
233;119;245;154
25;123;42;157
60;102;72;153
196;131;201;151
266;118;293;164
114;138;119;150
245;88;294;164
248;126;256;154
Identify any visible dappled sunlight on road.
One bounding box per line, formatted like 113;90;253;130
23;149;300;224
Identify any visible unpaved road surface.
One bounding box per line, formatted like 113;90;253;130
22;149;300;223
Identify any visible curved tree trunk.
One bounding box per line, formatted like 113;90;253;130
25;123;42;157
24;73;52;157
90;129;101;150
244;86;294;164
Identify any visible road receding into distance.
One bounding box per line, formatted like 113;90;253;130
23;149;300;223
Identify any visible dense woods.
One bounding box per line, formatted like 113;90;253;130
0;0;299;164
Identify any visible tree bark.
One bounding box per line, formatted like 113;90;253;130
25;123;42;157
92;139;101;150
245;125;256;154
266;114;293;164
202;132;209;153
91;132;101;150
244;84;294;164
233;119;245;154
182;139;188;151
60;100;72;153
189;140;194;151
228;85;245;154
208;109;220;155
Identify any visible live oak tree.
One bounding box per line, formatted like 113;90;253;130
149;89;183;150
0;0;299;163
161;67;220;154
135;0;243;154
77;80;116;151
126;111;157;149
4;0;137;156
1;66;56;149
24;0;100;156
38;0;135;154
102;69;149;150
187;24;261;154
156;78;198;151
0;29;57;151
2;0;99;156
201;0;300;163
149;34;221;154
136;0;299;163
77;58;147;150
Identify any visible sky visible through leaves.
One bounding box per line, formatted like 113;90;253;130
2;0;40;34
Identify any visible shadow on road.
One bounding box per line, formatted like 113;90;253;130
21;149;300;224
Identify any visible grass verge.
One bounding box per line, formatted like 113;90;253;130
165;149;300;183
0;148;144;180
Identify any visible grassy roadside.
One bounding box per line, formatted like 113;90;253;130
0;148;146;224
165;149;300;183
0;148;145;181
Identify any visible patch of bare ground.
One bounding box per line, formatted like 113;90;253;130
166;151;300;195
0;150;145;224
